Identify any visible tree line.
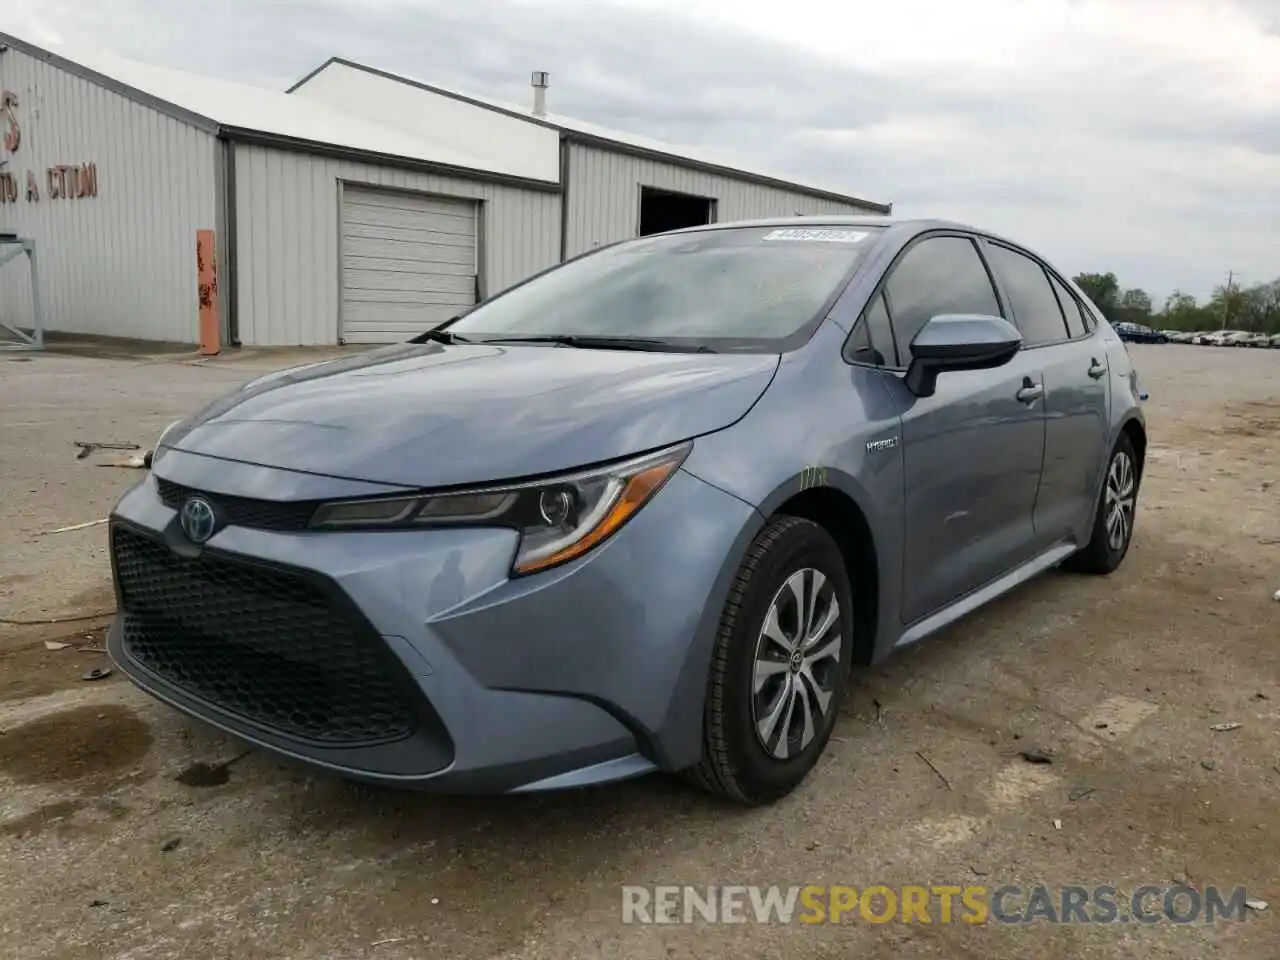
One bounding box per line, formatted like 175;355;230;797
1071;272;1280;335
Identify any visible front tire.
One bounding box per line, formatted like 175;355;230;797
1066;432;1140;575
685;516;854;805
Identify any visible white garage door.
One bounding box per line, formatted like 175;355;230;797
340;185;479;344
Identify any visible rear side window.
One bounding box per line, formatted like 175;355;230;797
884;236;1001;364
1048;273;1088;339
984;244;1069;347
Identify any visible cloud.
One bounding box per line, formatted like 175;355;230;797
6;0;1278;301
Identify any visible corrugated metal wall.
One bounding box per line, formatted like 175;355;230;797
232;144;560;345
564;143;880;259
0;47;218;342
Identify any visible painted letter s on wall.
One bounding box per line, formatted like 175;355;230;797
1;91;20;153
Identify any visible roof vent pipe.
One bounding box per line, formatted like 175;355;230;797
531;71;549;117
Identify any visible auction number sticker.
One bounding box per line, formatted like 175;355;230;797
761;228;870;243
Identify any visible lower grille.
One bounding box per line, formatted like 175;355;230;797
112;524;416;745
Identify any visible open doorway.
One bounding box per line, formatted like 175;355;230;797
638;186;715;236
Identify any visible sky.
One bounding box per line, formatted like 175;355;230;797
8;0;1279;304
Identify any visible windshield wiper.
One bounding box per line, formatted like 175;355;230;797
472;334;716;353
408;328;474;345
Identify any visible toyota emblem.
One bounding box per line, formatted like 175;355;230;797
179;496;217;544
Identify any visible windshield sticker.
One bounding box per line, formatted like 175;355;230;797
762;228;870;244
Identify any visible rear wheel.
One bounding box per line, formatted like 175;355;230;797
684;516;853;805
1065;432;1140;575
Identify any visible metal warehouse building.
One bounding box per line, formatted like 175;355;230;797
0;32;891;348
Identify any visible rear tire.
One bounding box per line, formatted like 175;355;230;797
684;516;854;805
1065;432;1140;575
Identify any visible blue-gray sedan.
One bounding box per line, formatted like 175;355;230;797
107;217;1147;805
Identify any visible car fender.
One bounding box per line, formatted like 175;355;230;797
681;325;908;669
1095;330;1148;498
754;466;902;663
656;462;900;770
652;483;765;770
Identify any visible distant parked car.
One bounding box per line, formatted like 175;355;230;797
1114;322;1168;344
1201;330;1238;346
1239;332;1271;348
1268;333;1280;348
106;216;1148;805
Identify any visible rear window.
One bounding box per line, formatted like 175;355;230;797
449;225;883;350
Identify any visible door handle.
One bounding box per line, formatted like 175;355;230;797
1088;359;1106;379
1016;381;1044;404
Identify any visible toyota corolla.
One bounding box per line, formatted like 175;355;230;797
107;217;1146;805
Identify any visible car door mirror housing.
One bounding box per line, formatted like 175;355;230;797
904;314;1023;398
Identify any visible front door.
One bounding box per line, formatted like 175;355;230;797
894;355;1048;623
870;234;1048;625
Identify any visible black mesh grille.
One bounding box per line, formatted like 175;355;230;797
112;525;416;745
154;477;317;531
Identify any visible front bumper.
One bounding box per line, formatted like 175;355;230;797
107;453;759;792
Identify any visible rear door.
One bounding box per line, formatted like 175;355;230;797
981;242;1111;547
875;234;1048;625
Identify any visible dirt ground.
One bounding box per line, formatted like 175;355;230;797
0;343;1276;960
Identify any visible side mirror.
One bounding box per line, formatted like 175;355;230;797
904;314;1022;398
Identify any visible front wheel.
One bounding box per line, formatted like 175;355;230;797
684;516;854;805
1065;432;1140;575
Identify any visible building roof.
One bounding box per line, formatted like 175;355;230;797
0;32;559;190
288;58;893;214
0;31;890;210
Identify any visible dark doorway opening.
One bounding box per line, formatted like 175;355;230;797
638;186;714;236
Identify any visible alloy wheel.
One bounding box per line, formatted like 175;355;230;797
1105;451;1136;552
750;568;843;760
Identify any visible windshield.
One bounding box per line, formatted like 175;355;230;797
447;225;884;350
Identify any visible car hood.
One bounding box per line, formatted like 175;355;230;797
164;342;779;487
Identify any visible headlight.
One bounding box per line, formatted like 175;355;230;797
309;442;692;576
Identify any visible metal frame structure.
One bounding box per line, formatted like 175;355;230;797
0;236;43;350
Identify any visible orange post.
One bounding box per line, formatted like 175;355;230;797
196;229;221;356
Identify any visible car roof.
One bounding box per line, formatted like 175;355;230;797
654;216;1105;310
670;215;1051;259
677;215;971;234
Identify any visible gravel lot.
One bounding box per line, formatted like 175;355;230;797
1;343;1277;960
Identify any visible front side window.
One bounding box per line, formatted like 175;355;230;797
883;236;1002;364
447;225;884;351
